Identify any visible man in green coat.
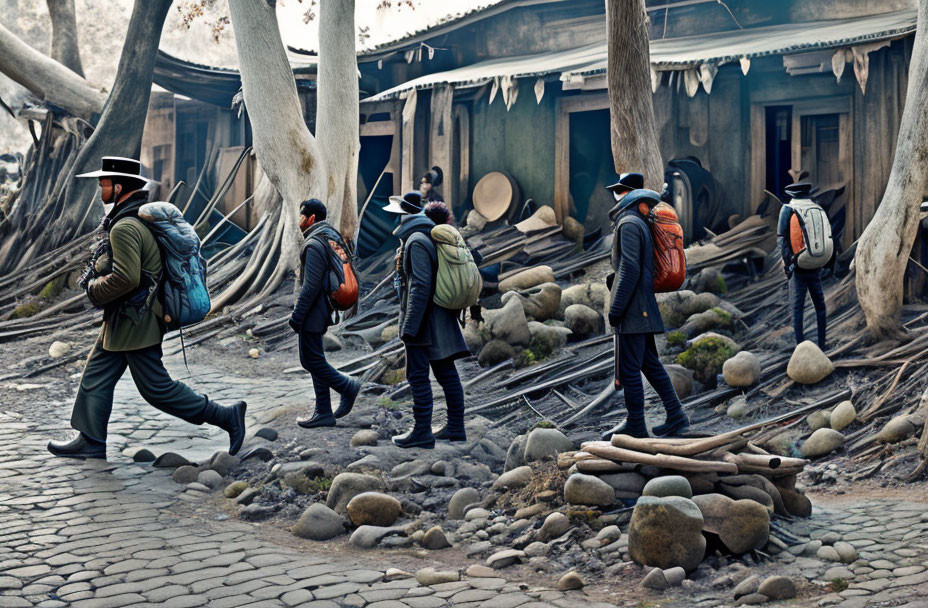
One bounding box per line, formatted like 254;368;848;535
47;157;247;460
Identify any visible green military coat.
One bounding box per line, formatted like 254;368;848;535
87;195;164;351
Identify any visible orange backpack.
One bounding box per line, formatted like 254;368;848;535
323;236;359;311
646;202;686;293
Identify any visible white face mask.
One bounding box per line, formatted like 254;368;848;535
103;202;116;215
613;191;624;202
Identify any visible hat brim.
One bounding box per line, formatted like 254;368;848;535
605;183;633;193
383;198;408;214
76;170;150;181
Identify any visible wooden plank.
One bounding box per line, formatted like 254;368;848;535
360;120;394;137
749;103;765;215
553;97;570;225
429;84;454;208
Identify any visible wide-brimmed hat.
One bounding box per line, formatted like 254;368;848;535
609;188;662;221
605;172;644;194
76;156;149;181
784;183;814;199
384;191;424;215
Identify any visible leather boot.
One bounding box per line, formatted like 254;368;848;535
204;400;247;456
334;378;361;419
653;411;690;437
297;411;336;429
393;424;435;449
600;418;649;441
433;425;466;442
48;433;106;460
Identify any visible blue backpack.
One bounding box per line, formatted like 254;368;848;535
138;202;211;330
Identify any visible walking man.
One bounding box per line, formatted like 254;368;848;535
777;183;834;350
384;192;469;449
290;198;361;428
48;157;246;460
605;183;689;439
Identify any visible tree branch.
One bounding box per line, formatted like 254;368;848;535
46;0;84;77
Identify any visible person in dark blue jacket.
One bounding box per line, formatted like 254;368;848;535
606;185;688;439
384;192;470;449
289;199;361;429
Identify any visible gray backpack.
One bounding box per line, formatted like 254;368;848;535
786;199;834;270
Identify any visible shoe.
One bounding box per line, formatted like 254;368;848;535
47;433;106;460
433;425;466;442
600;420;649;441
297;411;336;429
205;400;248;456
653;412;690;437
334;378;361;419
393;427;435;449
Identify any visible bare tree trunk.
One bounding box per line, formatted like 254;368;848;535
227;0;327;280
856;0;928;340
46;0;84;77
0;21;103;119
316;0;360;243
605;0;663;190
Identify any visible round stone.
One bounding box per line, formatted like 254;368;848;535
629;496;706;572
564;473;615;507
642;475;693;499
291;503;346;541
448;488;481;520
197;470;223;490
346;492;402;527
350;430;379;447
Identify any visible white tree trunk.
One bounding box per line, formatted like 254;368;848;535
605;0;663;191
46;0;84;77
856;0;928;340
0;21;104;119
316;0;360;243
227;0;327;273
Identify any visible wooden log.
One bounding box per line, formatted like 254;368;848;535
722;453;809;471
580;442;739;474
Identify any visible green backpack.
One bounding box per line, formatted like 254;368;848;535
430;224;482;310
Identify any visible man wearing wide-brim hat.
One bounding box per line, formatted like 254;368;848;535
47;156;247;460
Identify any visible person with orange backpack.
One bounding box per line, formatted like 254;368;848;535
777;183;835;350
290;198;362;429
604;176;689;439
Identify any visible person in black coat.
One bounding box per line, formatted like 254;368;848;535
384;192;470;449
289;199;361;428
605;185;689;439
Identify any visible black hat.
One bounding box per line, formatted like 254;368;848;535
784;183;813;199
423;166;444;188
384;191;424;215
299;198;327;221
609;188;661;219
605;172;645;193
76;156;149;182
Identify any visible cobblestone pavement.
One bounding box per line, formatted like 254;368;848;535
0;354;614;608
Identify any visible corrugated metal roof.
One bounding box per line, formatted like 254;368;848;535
364;8;917;101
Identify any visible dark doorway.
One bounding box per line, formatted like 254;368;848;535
357;135;396;258
765;106;792;200
568;109;619;231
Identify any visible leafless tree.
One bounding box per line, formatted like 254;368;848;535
46;0;84;76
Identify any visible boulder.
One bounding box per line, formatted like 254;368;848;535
492;465;532;490
559;283;609;317
562;216;584;242
486;549;526;569
690;267;726;295
563;304;604;339
656;290;721;328
692;493;769;553
663;567;686;586
350;430;379;447
322;333;344;351
420;526;451;550
504;435;526;472
787;341;834;384
680;308;733;338
349;525;403;549
833;541;858;563
326;473;386;514
527;322;571;356
538;512;570;541
676;332;739;386
733;575;760;599
628;496;706;571
757;576;796;600
642;476;693;499
210;452;240;476
502;282;561;321
641;568;669;590
557;571;584;591
877;416;917;443
499;265;555;293
722;351;761;387
483;298;531;346
778;488;812;518
478;340;518;366
801;428;845;458
463;319;485;353
346;492;402;527
197;470;223;490
665;364;695;399
830;401;856;431
291;503;346;540
48;341;71;358
448;487;481;520
523;428;574;462
564;473;615;507
806;410;831;432
599;472;648;498
172;465;199;485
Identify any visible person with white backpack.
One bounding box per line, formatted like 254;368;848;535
383;192;480;449
777;183;836;350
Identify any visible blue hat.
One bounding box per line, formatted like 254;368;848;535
610;188;661;219
384;191;423;214
605;172;645;193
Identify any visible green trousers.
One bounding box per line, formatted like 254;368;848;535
71;340;207;442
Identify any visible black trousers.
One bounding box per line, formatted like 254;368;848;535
405;344;465;432
299;331;353;415
790;270;827;349
71;340;206;442
617;333;683;424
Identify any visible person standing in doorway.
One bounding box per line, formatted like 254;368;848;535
604;181;689;439
291;198;362;428
48;157;247;460
419;166;444;203
383;192;469;449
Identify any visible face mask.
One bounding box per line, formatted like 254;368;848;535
103;202;116;215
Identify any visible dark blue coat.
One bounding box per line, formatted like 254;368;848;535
396;214;469;361
609;210;665;334
291;225;334;334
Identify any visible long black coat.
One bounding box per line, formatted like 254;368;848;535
292;226;334;334
396;215;469;361
609;211;665;334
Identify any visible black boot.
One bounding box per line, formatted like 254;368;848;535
393;425;435;449
204;400;247;456
334;378;361;419
48;433;106;460
600;418;649;441
653;411;690;437
297;411;336;429
433;425;467;442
